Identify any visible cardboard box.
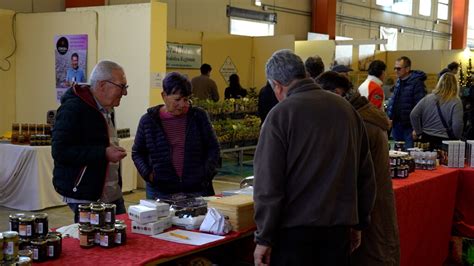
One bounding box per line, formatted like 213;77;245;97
131;216;172;236
128;205;158;224
139;199;170;218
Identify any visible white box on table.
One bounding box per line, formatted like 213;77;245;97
128;205;158;224
139;199;170;218
131;216;172;236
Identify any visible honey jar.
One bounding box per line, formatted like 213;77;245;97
34;213;48;237
79;225;95;249
9;213;25;232
99;226;115;248
31;238;48;262
47;232;62;252
78;204;91;225
19;238;32;251
47;235;61;259
104;203;116;225
19;215;35;238
3;231;19;261
90;203;105;227
114;223;127;245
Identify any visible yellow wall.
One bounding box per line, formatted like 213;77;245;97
295;40;336;71
15;11;98;124
0;9;16;135
149;1;167;106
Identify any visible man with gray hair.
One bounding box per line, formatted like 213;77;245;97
52;60;128;223
253;49;376;266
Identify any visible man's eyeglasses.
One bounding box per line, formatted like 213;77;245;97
394;67;406;71
105;80;128;91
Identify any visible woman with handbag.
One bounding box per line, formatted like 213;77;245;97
410;72;463;150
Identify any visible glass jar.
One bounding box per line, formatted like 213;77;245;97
3;231;20;261
34;213;48;237
114;223;127;245
79;225;95;249
17;256;33;266
19;215;35;238
19;249;33;259
9;213;25;232
104;203;116;225
47;232;62;253
19;238;32;251
99;226;115;248
47;235;61;259
31;238;48;262
78;204;91;225
90;203;105;227
94;226;101;245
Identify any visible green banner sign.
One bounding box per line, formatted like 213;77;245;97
166;43;202;69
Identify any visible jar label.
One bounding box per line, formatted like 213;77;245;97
106;212;111;223
79;212;90;223
100;235;109;247
95;232;100;244
115;233;121;244
19;224;32;236
79;234;88;246
37;223;44;234
33;248;39;260
48;245;54;257
90;213;99;225
5;242;14;255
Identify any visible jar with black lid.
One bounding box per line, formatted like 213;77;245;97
99;226;115;248
31;238;48;262
104;203;116;225
3;231;19;261
9;213;25;232
90;203;105;227
47;235;61;259
114;223;127;245
79;225;95;249
47;232;62;253
19;215;35;238
78;204;91;225
34;213;48;237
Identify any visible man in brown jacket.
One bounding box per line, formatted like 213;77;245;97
253;50;376;266
316;71;400;266
191;63;219;102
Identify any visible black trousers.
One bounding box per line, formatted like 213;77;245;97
270;226;351;266
421;133;450;151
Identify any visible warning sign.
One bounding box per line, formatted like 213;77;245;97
219;57;238;84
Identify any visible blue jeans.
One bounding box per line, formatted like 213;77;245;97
67;197;126;223
391;122;414;149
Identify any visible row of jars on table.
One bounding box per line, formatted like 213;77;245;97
11;123;52;145
77;202;127;249
2;212;62;265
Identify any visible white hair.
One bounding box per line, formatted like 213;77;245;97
89;60;124;89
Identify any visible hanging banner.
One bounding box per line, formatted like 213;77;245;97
55;34;88;102
166;43;201;69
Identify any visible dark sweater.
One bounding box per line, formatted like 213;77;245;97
253;78;376;246
132;105;220;196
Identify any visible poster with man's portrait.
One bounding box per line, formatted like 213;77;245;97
55;34;88;102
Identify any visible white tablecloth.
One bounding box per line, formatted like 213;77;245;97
0;138;137;211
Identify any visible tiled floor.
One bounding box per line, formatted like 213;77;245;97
0;180;240;232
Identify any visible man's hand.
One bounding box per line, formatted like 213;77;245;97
106;145;127;163
350;229;361;253
254;244;271;266
412;130;419;140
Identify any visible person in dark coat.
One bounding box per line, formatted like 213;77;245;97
316;71;400;266
132;72;220;199
257;81;278;124
52;60;128;223
387;56;427;148
224;74;247;99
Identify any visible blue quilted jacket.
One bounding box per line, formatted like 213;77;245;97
387;70;427;127
132;105;220;196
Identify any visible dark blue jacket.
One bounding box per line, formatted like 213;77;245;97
52;85;121;200
132;105;220;196
387;70;427;127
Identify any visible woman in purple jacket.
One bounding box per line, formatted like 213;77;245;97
132;72;220;199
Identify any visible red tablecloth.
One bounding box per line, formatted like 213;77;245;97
37;214;253;265
392;167;459;266
454;168;474;238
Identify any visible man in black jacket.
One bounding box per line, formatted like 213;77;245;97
52;60;128;223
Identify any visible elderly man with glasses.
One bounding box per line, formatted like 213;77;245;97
387;56;427;148
52;60;129;223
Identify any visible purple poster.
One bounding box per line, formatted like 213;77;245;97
55;34;88;102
